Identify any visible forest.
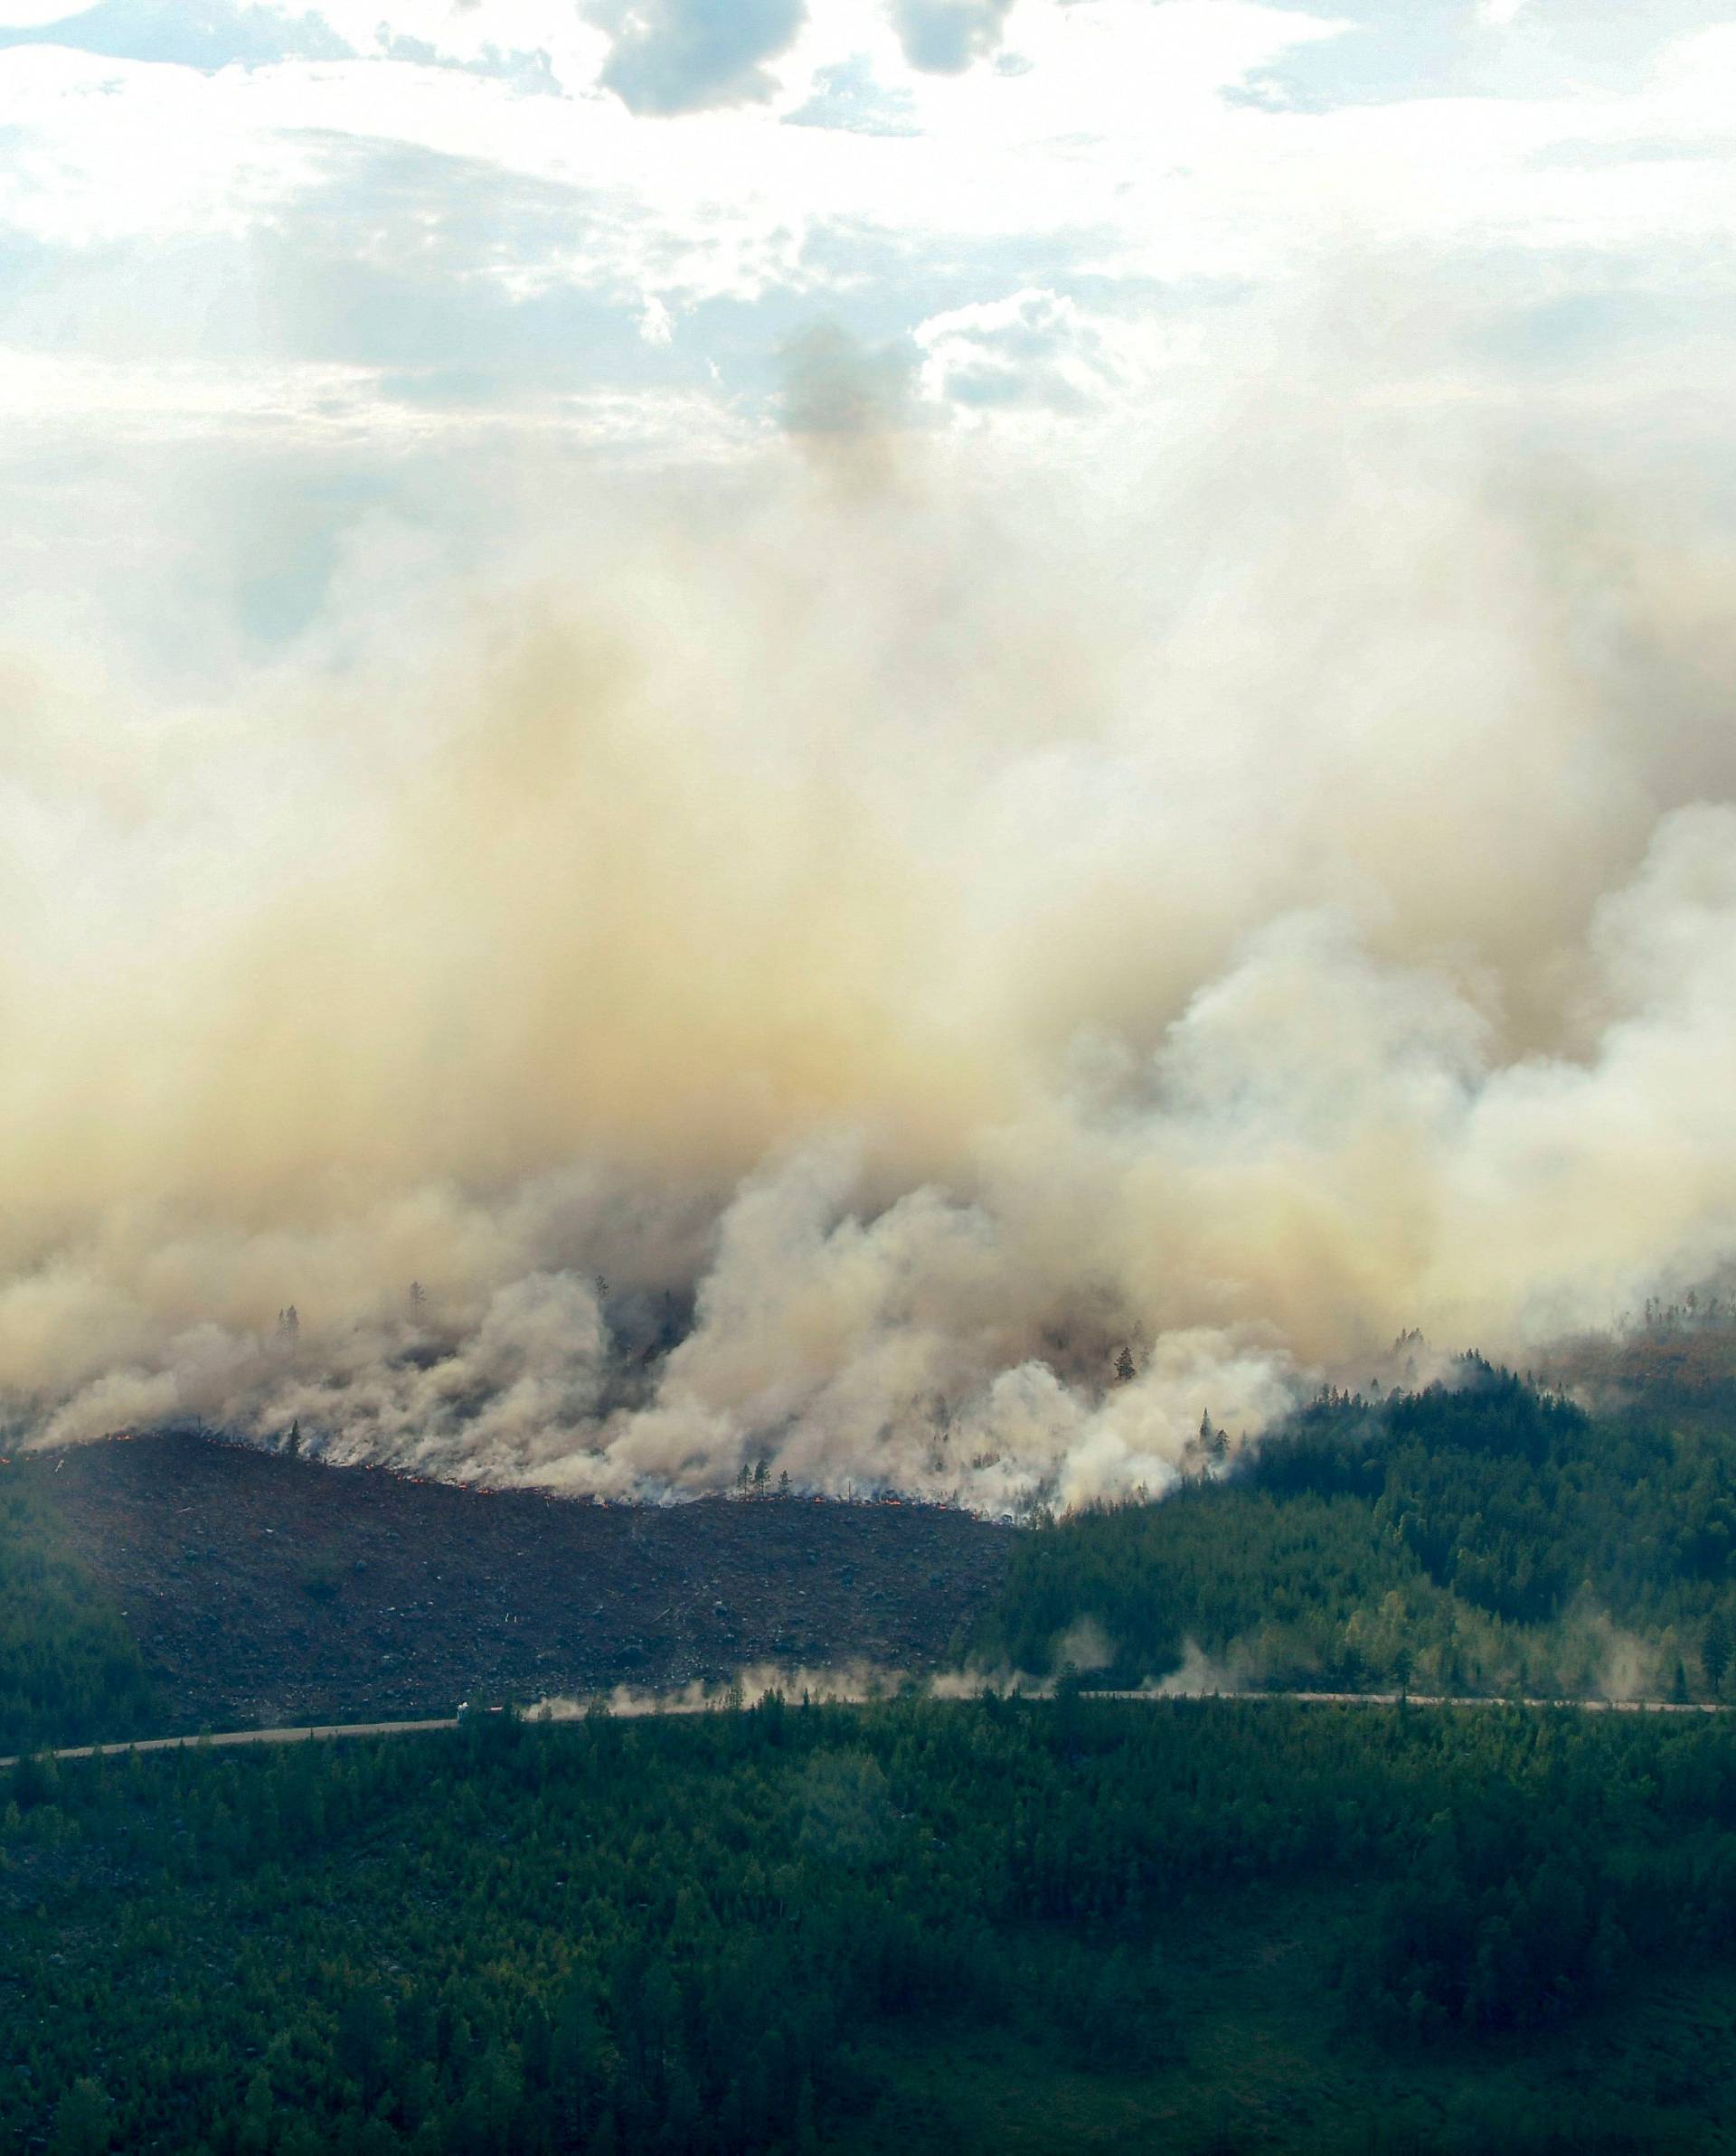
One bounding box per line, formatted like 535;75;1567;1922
5;1694;1736;2154
972;1359;1736;1699
8;1357;1736;2149
0;1473;156;1755
8;1358;1736;1756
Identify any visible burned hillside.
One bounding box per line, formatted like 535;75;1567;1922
15;1434;1016;1735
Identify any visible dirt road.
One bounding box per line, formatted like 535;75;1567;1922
0;1718;458;1771
8;1685;1727;1771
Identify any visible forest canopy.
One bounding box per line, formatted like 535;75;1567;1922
971;1360;1736;1701
6;1696;1736;2154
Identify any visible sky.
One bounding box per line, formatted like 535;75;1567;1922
1;0;1733;588
5;5;1736;1504
2;0;1734;670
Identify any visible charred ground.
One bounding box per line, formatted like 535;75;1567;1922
14;1434;1016;1735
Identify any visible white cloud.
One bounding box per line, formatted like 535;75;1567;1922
889;0;1014;76
0;2;1731;475
784;51;919;133
915;287;1140;413
586;0;808;114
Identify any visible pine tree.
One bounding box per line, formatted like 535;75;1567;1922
1704;1611;1731;1697
49;2079;112;2156
794;2074;820;2156
238;2067;273;2156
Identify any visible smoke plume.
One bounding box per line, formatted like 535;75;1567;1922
8;336;1736;1511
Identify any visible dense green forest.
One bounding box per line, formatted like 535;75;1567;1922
973;1361;1736;1698
0;1470;155;1754
5;1697;1736;2154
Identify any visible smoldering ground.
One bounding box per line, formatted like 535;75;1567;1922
7;309;1736;1511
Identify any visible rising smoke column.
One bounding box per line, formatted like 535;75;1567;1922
5;337;1736;1510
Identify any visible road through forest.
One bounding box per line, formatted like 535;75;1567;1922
5;1688;1730;1770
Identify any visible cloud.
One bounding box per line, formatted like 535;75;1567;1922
888;0;1014;76
588;0;807;115
0;0;353;69
784;53;919;135
372;28;561;95
915;287;1134;411
3;0;1731;466
1244;0;1721;113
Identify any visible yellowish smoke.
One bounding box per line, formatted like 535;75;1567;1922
5;366;1736;1508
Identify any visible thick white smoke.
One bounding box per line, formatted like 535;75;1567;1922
7;343;1736;1511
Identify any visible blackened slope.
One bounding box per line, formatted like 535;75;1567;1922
15;1435;1015;1733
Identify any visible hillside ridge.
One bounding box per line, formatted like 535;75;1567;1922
13;1433;1015;1734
